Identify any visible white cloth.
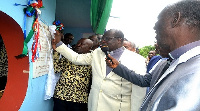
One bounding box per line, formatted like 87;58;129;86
48;25;56;39
44;51;60;100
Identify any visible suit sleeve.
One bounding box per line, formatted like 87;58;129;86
113;64;152;87
56;43;92;65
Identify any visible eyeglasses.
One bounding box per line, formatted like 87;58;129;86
101;37;117;41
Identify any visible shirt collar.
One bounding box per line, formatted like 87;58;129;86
169;40;200;60
109;47;125;56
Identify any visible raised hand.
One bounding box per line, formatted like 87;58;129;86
54;30;62;44
52;30;63;50
52;39;56;50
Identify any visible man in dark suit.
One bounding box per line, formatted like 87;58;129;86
106;0;200;110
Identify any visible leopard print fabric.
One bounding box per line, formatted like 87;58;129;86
0;43;8;77
53;51;92;103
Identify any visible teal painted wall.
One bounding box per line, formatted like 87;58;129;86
0;0;56;111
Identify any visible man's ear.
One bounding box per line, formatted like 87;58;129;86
172;12;181;28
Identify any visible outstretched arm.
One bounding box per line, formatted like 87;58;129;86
52;31;92;65
106;54;151;87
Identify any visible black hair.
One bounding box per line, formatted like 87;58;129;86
64;33;74;38
160;0;200;29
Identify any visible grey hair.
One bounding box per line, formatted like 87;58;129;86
129;41;136;49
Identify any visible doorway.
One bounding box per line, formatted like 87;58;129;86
0;11;29;111
0;35;8;99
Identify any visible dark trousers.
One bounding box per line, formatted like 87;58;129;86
53;97;88;111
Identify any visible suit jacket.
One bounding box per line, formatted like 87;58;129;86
146;55;162;73
113;58;168;87
114;46;200;111
56;44;147;111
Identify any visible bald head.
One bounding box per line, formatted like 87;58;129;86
89;35;99;50
74;38;93;54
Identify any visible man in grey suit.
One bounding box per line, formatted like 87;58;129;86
106;0;200;110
